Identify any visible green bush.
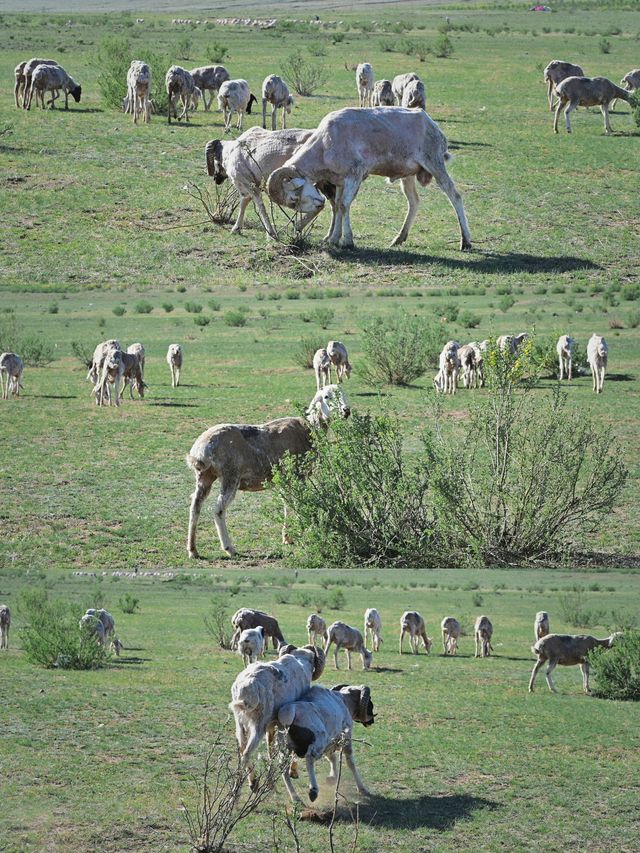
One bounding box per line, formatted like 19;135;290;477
224;310;246;327
621;284;640;301
631;94;640;130
284;289;300;300
112;305;126;316
48;302;59;314
118;593;140;614
194;315;210;327
459;311;481;329
360;314;441;385
208;299;221;312
498;294;516;312
434;33;453;58
184;301;203;313
96;38;170;113
19;334;55;366
589;632;640;701
134;300;153;314
559;590;605;628
311;307;334;329
162;302;174;313
328;588;346;609
293;335;326;369
281;51;328;96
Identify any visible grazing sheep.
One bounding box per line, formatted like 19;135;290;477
0;605;10;650
261;74;294;130
205;127;319;238
496;333;528;355
237;627;266;666
167;344;182;387
325;621;373;670
441;616;461;655
402;79;426;111
186;385;350;558
306;614;328;647
84;608;116;640
364;608;383;652
587;334;608;394
534;611;550;642
556;335;575;381
190;64;230;111
312;348;331;390
21;58;59;109
457;343;480;389
231;608;286;651
14;61;27;108
356;63;374;107
123;343;146;398
399;611;432;654
434;340;461;395
278;684;374;803
474;615;493;658
229;644;325;785
119;351;145;400
326;340;352;383
87;340;122;404
372;79;394;106
29;63;81;110
528;632;621;693
553;76;630;135
165;65;201;123
543;59;584;110
0;353;24;399
621;69;640;93
94;348;125;407
217;79;258;131
126;60;151;124
266;107;471;250
392;72;420;105
79;613;106;645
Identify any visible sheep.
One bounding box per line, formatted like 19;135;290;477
190;64;230;111
79;613;106;644
402;79;426;111
186;385;350;558
457;343;480;389
167;344;182;388
278;684;374;803
94;347;125;407
85;608;116;640
325;621;373;670
441;616;461;655
399;611;432;654
266;107;472;250
326;340;352;383
205;127;319;238
543;60;584;110
528;632;621;694
28;63;81;110
126;60;151;124
534;611;550;642
364;608;382;652
229;643;325;786
556;335;575;381
237;627;266;666
14;61;27;108
165;65;201;123
217;79;258;131
313;348;331;391
371;79;394;107
587;334;608;394
306;614;328;647
434;340;461;395
474;615;493;658
496;333;527;355
123;343;146;398
261;74;294;130
231;608;286;651
0;605;10;650
621;69;640;93
119;351;145;400
21;58;59;109
87;340;122;402
356;63;375;107
0;353;24;399
392;72;420;105
553;76;631;135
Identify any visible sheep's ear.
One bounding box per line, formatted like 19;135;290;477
311;645;325;680
331;684;349;692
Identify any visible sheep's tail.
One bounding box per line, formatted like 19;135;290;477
186;453;209;473
229;682;262;713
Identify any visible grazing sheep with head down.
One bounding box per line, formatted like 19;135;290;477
186;385;350;558
553;76;630;135
126;60;151;124
372;79;394;106
190;64;230;111
587;334;608;394
528;632;621;694
21;58;60;109
29;63;81;110
441;616;461;655
457;343;481;390
327;340;352;383
165;65;201;123
402;79;426;110
621;69;640;93
399;611;432;654
261;74;294;130
0;353;24;399
237;627;266;666
556;335;575;381
356;63;374;107
217;79;258;131
534;611;550;642
0;605;11;650
325;621;373;670
306;613;328;647
14;61;28;108
474;615;493;658
123;343;145;398
231;608;286;651
392;72;420;105
543;59;584;110
364;608;383;652
312;348;331;391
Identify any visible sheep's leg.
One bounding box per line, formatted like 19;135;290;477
553;98;564;133
442;630;447;654
231;196;252;234
282;501;294;545
591;365;597;393
568;356;572;381
601;104;613;135
547;78;554;111
399;629;404;655
213;479;239;556
564;100;577;134
261;98;267;129
346;649;352;670
304;754;320;802
249;193;278;240
559;356;564;381
333;644;340;670
0;371;5;399
344;743;370;796
187;468;215;558
327;752;339;780
282;761;303;803
544;660;558;693
326;185;344;245
528;658;544;692
475;633;480;658
580;661;591;693
337;178;361;248
432;168;472;251
391;176;420;246
271;105;277;132
282;107;287;130
230;627;241;650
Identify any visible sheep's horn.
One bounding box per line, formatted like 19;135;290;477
311;645;325;680
266;165;300;206
205;139;223;176
359;685;371;720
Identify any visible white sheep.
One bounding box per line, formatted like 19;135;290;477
399;611;432;654
528;632;621;693
371;79;394;106
165;65;201;123
190;64;230;111
126;60;151;124
441;616;461;655
356;63;374;107
237;626;266;666
217;79;258;131
474;615;493;658
587;334;608;394
392;72;420;105
167;344;183;388
543;60;584;110
364;608;382;652
326;340;352;383
231;608;287;650
0;353;24;399
123;343;146;398
556;335;575;381
84;608;116;640
21;58;60;109
325;621;373;670
496;333;527;355
186;385;350;558
306;613;328;647
534;611;550;642
79;613;106;645
0;605;10;650
621;69;640;93
118;351;145;400
434;340;461;395
312;348;331;390
457;343;480;389
94;348;125;407
261;74;294;130
29;63;81;110
87;339;122;403
14;61;27;108
553;76;631;135
401;79;426;111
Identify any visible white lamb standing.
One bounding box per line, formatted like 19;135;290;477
237;627;266;666
587;334;608;394
356;63;374;107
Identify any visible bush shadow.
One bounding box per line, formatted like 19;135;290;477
109;656;150;666
364;792;498;830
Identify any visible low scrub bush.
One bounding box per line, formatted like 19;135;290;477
458;310;481;329
311;307;334;328
224;310;246;327
134;300;153;314
71;340;93;368
589;631;640;701
162;302;174;313
360;314;441;385
559;590;605;628
282;51;328;96
118;593;139;614
112;305;126;316
184;301;203;313
293;335;325;369
194;315;210;327
208;40;229;63
0;316;54;366
203;596;232;649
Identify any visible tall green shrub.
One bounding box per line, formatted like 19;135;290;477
360;314;441;385
589;632;640;701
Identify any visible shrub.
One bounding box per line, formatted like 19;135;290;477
285;289;300;300
631;93;640;130
177;34;192;59
621;283;640;301
293;335;326;369
194;315;211;327
96;39;170;113
208;40;229;63
48;302;59;314
328;588;346;609
441;302;459;322
311;307;334;329
459;310;481;329
281;51;328;96
203;596;232;649
71;340;93;368
208;298;221;311
19;335;55;366
498;294;516;312
559;590;605;628
360;314;441;385
224;310;246;327
434;33;453;58
628;310;640;329
134;300;153;314
162;302;174;313
184;301;203;313
472;593;484;607
589;631;640;701
112;305;126;316
118;593;140;614
599;38;611;54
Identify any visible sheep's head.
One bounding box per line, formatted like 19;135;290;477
267;166;325;215
333;685;376;726
424;635;433;654
71;84;82;103
205;139;226;183
246;93;258;115
301;644;325;680
362;648;373;670
306;384;351;427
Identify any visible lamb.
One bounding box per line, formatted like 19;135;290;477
205;127;317;238
0;605;10;650
14;61;27;108
266;107;471;250
118;351;145;400
474;615;493;658
543;60;584;110
371;79;394;106
0;353;24;399
553;76;631;135
278;684;374;803
326;340;352;383
28;63;82;110
528;632;621;694
261;74;294;130
312;348;331;390
126;60;151;124
356;63;374;108
556;335;575;381
165;65;201;123
457;343;480;389
186;385;350;558
189;64;230;111
217;79;258;131
167;344;182;388
94;348;125;407
402;79;426;111
306;614;328;647
621;69;640;92
231;608;286;651
229;644;325;784
123;343;146;398
399;611;432;654
434;340;461;395
587;333;608;394
237;627;266;665
21;58;59;109
364;608;382;652
441;616;461;655
325;621;373;670
392;72;420;105
534;611;550;642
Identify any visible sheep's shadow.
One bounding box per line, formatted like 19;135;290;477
371;666;403;673
363;792;498;830
33;394;77;399
109;656;149;666
603;373;634;382
448;139;492;149
150;401;198;407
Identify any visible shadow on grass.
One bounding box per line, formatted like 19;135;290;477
33;394;77;399
372;666;404;674
364;792;498;830
150;401;198;407
604;373;635;382
448;139;492;149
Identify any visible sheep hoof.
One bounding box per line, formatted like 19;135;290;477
223;547;237;558
309;787;318;802
282;534;294;545
187;549;199;559
390;234;406;247
461;238;472;251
